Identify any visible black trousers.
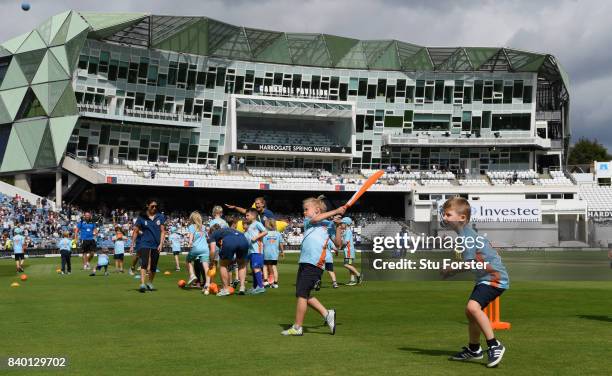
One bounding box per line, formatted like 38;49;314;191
60;250;72;273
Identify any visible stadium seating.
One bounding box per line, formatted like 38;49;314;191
579;185;612;211
535;170;573;186
459;178;490;186
573;173;595;184
122;160;217;176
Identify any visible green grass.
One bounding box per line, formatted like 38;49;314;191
0;253;611;376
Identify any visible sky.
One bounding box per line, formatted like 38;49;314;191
1;0;610;151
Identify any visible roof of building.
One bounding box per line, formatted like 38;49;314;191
73;12;569;90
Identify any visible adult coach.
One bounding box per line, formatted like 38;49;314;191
225;196;275;223
74;211;98;270
129;199;166;293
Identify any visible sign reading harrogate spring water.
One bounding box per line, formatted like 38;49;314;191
239;143;351;154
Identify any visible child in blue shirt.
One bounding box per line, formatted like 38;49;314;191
440;197;509;368
337;217;361;286
58;231;72;274
186;211;212;293
262;219;284;288
168;227;182;271
281;196;345;336
244;208;267;294
89;248;110;276
12;227;26;273
113;229;126;273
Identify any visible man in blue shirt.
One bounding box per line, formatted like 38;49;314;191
129;200;166;293
225;196;275;223
74;211;98;271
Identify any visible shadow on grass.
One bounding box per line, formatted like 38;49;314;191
398;347;455;357
577;315;612;323
278;323;340;334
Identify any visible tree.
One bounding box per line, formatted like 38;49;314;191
568;138;611;165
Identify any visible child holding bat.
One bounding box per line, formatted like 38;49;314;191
281;197;345;336
440;197;509;368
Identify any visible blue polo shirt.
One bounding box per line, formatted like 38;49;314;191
262;231;283;260
458;226;510;290
299;218;336;268
77;220;97;241
210;227;249;250
259;208;275;222
135;213;166;250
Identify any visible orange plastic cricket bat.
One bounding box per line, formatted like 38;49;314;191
343;170;384;209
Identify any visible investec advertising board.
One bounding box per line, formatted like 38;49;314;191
438;200;542;223
239;143;351;154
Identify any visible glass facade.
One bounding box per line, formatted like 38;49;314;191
0;11;570;174
72;39;542;170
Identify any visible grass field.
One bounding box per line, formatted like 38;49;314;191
1;253;611;376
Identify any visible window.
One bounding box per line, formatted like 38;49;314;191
413;114;451;131
177;63;187;83
118;62;128;79
356;115;365;133
473;80;483;101
492;113;531;131
513;80;523;98
377;79;386;97
523;86;533;103
503;85;513;104
415;80;425;98
358;78;368;96
462;111;471;131
367;84;376;99
434;80;444;101
443;86;452;104
384;116;403;128
463;86;472;104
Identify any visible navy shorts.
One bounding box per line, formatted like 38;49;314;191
264;259;278;266
295;263;323;299
325;262;334;271
469;284;505;309
114;254;124;260
139;248;160;271
249;253;264;269
14;253;24;260
172;251;181;256
96;264;108;271
219;239;249;260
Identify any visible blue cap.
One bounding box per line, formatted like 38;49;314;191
171;226;177;232
341;217;352;225
14;227;22;234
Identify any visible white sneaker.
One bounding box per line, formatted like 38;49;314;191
187;274;197;285
281;325;303;336
325;309;336;335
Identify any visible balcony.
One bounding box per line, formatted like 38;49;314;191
383;132;552;149
77;103;201;128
